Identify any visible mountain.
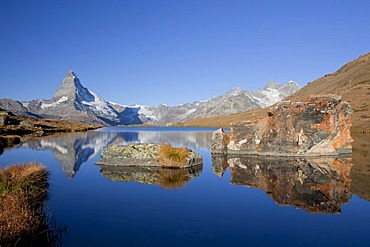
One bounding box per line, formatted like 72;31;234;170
286;52;370;131
182;52;370;131
112;80;300;124
0;71;300;126
0;71;144;126
24;71;144;125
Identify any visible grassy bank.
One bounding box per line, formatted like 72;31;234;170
0;109;101;150
0;162;63;246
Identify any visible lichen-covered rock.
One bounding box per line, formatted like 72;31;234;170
212;95;353;156
97;143;203;168
211;128;229;153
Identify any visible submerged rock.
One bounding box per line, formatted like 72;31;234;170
212;95;353;156
97;143;203;168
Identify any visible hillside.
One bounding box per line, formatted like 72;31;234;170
0;108;101;150
182;52;370;132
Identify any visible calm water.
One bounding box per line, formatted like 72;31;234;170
0;127;369;246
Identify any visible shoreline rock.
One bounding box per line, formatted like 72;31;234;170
212;95;353;156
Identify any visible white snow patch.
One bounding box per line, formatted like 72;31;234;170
138;106;158;121
186;108;197;115
82;90;118;117
41;96;68;109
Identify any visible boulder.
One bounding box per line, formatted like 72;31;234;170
97;143;203;168
212;95;353;156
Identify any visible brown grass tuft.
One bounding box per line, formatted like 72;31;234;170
158;144;189;167
0;162;50;244
0;192;38;241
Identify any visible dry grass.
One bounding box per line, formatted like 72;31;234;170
0;192;39;242
157;169;188;189
158;144;189;167
0;162;50;245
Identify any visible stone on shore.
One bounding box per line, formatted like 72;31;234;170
212;95;353;156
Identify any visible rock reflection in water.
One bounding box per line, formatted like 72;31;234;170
350;133;370;201
97;164;203;189
212;155;353;214
21;128;212;178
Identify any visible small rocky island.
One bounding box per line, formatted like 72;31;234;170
212;95;353;156
96;143;203;188
97;143;203;168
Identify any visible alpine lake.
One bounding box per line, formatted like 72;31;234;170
0;127;369;246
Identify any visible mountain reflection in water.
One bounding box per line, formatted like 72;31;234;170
212;155;353;214
21;128;212;178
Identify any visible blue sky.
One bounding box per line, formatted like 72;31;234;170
0;0;369;106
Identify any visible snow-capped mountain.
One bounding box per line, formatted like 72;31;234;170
0;71;301;125
6;71;143;125
122;80;301;124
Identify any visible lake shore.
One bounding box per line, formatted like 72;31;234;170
0;109;101;150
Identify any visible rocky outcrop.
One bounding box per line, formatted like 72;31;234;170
212;95;353;156
97;143;203;168
212;154;353;214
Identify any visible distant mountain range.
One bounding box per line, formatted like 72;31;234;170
0;70;300;126
183;52;370;131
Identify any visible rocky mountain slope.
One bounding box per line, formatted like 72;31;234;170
183;52;370;131
286;52;370;131
135;80;300;124
0;71;300;126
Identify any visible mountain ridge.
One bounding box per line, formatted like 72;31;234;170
182;52;370;131
0;71;300;126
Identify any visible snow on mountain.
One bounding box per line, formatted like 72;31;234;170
0;71;301;125
80;90;118;117
41;96;69;109
12;71;139;125
114;80;301;124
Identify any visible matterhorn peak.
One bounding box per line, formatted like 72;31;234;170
66;70;77;79
53;70;91;101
